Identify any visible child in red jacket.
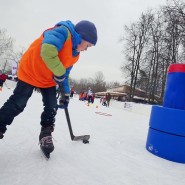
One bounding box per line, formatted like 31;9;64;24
0;74;7;90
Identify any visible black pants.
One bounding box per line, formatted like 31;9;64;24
0;79;4;87
0;80;58;133
88;96;93;103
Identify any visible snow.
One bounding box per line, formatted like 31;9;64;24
0;82;185;185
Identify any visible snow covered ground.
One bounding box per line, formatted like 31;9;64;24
0;82;185;185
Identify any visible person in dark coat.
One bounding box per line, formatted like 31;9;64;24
106;93;111;107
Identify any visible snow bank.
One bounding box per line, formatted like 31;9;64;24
1;87;185;185
110;100;152;116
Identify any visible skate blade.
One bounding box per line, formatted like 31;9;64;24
40;146;50;159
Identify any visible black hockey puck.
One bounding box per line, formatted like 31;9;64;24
83;140;89;144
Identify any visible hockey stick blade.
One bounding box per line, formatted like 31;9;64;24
73;135;90;141
64;108;90;143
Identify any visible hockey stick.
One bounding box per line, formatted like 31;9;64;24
64;108;90;143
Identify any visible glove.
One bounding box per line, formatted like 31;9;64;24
54;75;70;94
53;75;65;85
58;95;69;109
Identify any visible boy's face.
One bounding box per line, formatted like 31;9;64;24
76;40;94;52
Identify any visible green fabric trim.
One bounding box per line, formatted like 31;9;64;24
66;29;71;40
41;43;66;76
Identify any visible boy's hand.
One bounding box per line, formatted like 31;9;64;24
53;75;65;85
58;95;69;109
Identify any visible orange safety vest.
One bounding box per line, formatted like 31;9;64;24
18;34;79;88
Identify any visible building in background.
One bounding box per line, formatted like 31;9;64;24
95;85;160;104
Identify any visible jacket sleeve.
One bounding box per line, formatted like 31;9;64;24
40;26;70;76
61;66;73;94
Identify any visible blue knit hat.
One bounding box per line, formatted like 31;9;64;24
75;20;97;45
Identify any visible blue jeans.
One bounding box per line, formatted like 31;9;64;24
0;80;58;133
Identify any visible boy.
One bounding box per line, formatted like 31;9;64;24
0;20;97;156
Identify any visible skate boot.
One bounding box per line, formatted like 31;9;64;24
39;126;54;158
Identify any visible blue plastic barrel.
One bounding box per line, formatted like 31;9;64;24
146;63;185;163
149;105;185;136
163;64;185;109
146;127;185;163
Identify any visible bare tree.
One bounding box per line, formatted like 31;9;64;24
162;1;183;63
0;28;13;57
0;28;14;73
121;0;185;104
92;71;106;92
106;81;121;89
0;27;25;75
70;71;108;94
121;11;153;101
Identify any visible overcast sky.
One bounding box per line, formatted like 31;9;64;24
0;0;167;83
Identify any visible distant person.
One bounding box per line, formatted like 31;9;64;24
100;97;103;104
79;91;83;100
0;73;8;91
82;92;87;101
106;93;111;107
0;20;97;157
70;87;75;98
92;93;95;103
102;95;107;106
87;87;93;103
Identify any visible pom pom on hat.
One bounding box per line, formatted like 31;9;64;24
75;20;97;45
